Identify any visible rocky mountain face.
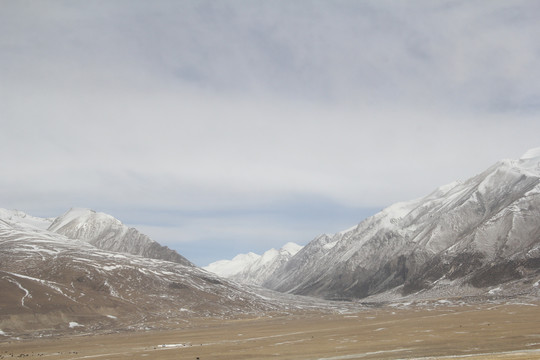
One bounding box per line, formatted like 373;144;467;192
0;216;278;337
262;148;540;300
48;208;193;266
205;243;303;286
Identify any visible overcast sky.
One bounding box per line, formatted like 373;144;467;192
2;0;540;265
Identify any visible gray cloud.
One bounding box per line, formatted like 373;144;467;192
2;0;540;264
4;1;540;108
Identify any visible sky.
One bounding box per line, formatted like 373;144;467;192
1;0;540;266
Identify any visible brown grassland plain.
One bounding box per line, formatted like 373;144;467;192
1;301;539;360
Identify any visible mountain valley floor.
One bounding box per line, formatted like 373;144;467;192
1;300;540;360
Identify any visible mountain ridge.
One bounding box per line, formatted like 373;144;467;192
213;148;540;301
48;208;193;266
265;149;540;300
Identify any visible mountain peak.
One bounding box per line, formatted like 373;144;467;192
280;242;303;255
48;208;111;229
48;208;192;266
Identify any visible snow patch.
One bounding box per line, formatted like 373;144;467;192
159;343;189;348
323;241;338;250
69;321;83;328
4;277;31;307
103;265;123;271
318;348;412;360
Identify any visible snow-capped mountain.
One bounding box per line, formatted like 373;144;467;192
264;148;540;300
205;242;303;286
0;214;279;337
204;252;261;278
48;208;192;266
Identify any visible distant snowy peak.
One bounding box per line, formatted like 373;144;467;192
49;208;193;266
232;242;304;286
203;252;261;278
205;242;303;286
0;209;54;230
280;242;303;256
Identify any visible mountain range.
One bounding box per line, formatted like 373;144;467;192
207;148;540;301
0;208;277;337
3;148;540;337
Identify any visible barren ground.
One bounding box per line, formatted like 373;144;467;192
1;301;540;360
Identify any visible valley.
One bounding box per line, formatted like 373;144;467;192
2;149;540;358
1;300;539;359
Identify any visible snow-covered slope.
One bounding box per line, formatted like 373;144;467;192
0;215;279;337
0;209;54;230
48;208;192;266
204;252;261;278
265;148;540;300
205;242;303;286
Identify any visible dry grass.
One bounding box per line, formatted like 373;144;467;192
1;301;540;359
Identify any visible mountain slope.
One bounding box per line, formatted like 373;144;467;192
265;149;540;300
205;242;303;286
48;208;192;266
0;209;54;230
0;217;278;337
